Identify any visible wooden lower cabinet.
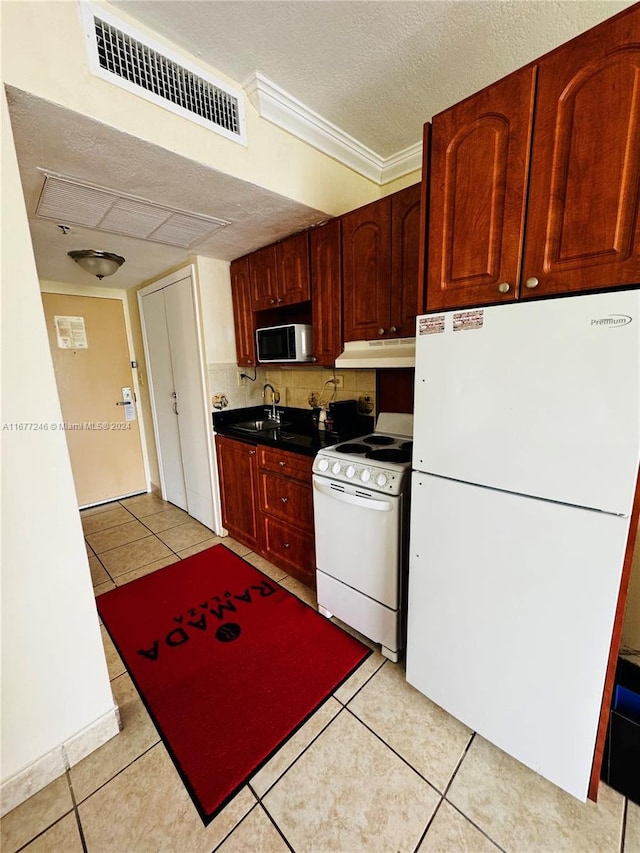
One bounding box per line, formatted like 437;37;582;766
215;435;261;550
257;446;316;587
262;517;315;586
216;435;316;587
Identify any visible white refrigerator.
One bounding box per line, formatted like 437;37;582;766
406;290;640;801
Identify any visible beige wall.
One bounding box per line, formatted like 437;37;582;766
1;91;115;798
622;521;640;651
381;169;423;196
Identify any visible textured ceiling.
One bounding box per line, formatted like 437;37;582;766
8;0;635;289
112;0;634;158
7;89;325;290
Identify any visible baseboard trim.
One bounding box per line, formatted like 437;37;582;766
1;704;120;816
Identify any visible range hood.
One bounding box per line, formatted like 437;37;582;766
334;337;416;369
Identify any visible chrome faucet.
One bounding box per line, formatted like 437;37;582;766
263;383;278;421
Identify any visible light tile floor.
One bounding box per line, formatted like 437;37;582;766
3;494;639;853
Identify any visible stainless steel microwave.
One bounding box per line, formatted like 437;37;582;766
255;323;313;363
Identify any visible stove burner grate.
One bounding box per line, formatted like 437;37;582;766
400;441;413;452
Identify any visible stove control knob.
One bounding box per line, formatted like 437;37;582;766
345;465;356;478
360;469;371;482
376;473;388;487
317;458;329;472
331;462;341;475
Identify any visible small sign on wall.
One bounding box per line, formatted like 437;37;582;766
54;315;88;349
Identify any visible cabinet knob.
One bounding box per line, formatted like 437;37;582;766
498;282;510;294
269;297;276;304
249;450;256;456
281;496;288;503
277;297;284;303
378;328;386;336
278;460;286;467
389;326;397;334
283;542;290;549
525;276;540;289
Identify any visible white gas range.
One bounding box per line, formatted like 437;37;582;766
312;413;413;662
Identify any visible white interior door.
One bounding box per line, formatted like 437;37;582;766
164;277;215;528
406;473;631;801
139;269;217;531
140;288;187;511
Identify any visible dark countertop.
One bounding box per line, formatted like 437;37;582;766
212;404;374;458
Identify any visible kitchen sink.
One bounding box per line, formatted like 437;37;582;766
232;419;292;432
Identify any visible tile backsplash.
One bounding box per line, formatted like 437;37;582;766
208;363;376;415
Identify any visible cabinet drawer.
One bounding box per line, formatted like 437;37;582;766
258;472;313;531
258;446;313;482
262;516;316;586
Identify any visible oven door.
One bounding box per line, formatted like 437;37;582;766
312;475;401;608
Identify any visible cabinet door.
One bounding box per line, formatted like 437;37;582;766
258;472;314;531
262;516;316;587
522;5;640;298
427;66;536;311
257;445;314;483
276;232;311;305
310;219;342;365
216;436;261;550
391;183;422;337
248;244;278;311
342;198;392;341
230;257;256;367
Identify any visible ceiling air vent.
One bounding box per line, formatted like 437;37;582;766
81;3;246;145
36;173;230;249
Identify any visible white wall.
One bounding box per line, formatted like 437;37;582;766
196;257;237;365
1;92;116;806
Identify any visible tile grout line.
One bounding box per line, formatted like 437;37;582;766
65;768;89;853
439;731;510;852
257;800;297;852
411;795;445;853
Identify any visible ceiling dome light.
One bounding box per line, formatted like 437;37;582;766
68;249;125;280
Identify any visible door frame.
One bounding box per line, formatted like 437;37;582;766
138;264;223;534
40;281;152;498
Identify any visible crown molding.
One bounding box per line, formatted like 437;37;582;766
244;72;421;185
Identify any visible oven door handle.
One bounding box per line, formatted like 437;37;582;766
313;479;394;511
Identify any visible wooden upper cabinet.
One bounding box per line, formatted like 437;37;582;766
248;244;278;311
342;184;421;342
276;232;311;305
427;66;536;311
310;219;342;365
522;5;640;298
342;197;392;341
391;183;422;337
230;256;256;366
249;233;311;311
